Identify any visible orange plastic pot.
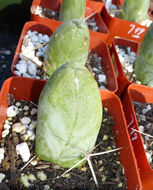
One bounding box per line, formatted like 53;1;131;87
30;0;109;41
122;83;153;190
0;77;142;189
30;0;104;25
11;21;118;93
110;37;139;97
11;20;59;78
101;5;148;45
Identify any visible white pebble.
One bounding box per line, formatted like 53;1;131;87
31;35;38;43
0;148;5;164
29;134;35;141
21;134;29;141
4;50;11;55
21;117;31;125
37;171;47;181
16;61;27;74
2;129;9;138
31;160;38;166
27;63;37;76
12;123;26;133
7;105;18;117
22;73;31;78
98;74;106;83
142;105;152;114
139;125;144;133
31;108;37;115
4;123;11;130
14;70;21;76
42;34;50;43
27;129;33;137
0;173;5;183
23;105;29;111
146;151;152;163
16;142;30;162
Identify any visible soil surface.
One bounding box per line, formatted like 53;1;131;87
0;95;127;190
133;101;153;169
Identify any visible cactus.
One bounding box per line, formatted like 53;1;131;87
119;0;150;23
59;0;86;21
35;62;102;168
44;19;89;76
134;23;153;86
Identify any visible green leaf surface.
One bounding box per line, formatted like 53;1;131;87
44;19;89;76
59;0;86;21
134;23;153;86
119;0;150;23
35;62;102;168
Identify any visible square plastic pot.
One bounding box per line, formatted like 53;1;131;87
122;83;153;190
110;37;139;96
30;0;109;41
0;76;142;189
11;21;118;93
100;5;148;45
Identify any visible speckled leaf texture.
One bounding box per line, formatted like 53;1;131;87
134;23;153;86
119;0;150;23
35;62;102;168
59;0;86;21
44;19;89;76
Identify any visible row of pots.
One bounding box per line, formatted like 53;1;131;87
0;0;153;189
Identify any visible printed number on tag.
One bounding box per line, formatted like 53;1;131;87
128;24;146;39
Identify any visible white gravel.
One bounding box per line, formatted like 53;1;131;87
14;30;50;80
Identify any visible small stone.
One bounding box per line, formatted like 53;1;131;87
27;129;33;137
27;63;37;76
44;185;50;190
3;50;11;55
102;134;108;141
0;148;5;163
23;105;29;111
29;134;35;141
21;117;31;125
53;165;60;169
139;125;144;133
4;123;11;130
98;74;106;83
14;70;21;76
2;129;9;138
20;173;30;188
12;123;26;133
31;35;38;43
31;108;37;115
80;167;87;172
16;142;30;162
42;34;50;42
37;171;47;181
31;160;38;166
15;102;21;107
0;173;5;183
21;134;29;141
16;62;27;74
28;173;37;181
7;105;18;117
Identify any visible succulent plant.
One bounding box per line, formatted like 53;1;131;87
59;0;86;21
44;19;89;76
134;23;153;86
119;0;150;23
35;62;102;168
